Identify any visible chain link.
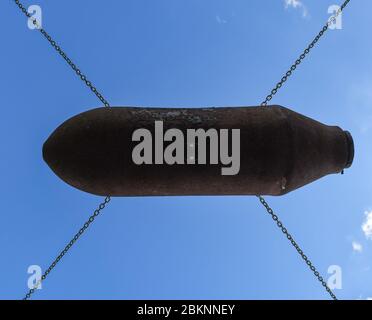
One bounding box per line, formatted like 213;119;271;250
14;0;110;108
261;0;350;106
257;196;337;300
23;196;111;300
12;0;112;300
258;0;351;300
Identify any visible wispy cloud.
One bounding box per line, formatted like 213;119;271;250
284;0;308;18
216;15;227;24
352;241;363;253
285;0;302;9
362;210;372;240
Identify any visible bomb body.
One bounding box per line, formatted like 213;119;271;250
43;105;354;196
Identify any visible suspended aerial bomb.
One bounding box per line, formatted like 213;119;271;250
43;105;354;196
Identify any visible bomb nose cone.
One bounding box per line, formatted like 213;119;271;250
42;119;83;192
42;132;56;175
42;109;115;195
42;129;74;186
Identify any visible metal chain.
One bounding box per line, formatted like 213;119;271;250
261;0;350;106
12;0;112;300
13;0;110;108
258;0;351;300
23;196;111;300
257;196;337;300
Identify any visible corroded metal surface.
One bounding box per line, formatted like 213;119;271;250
43;105;354;196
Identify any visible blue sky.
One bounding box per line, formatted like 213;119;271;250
1;0;372;300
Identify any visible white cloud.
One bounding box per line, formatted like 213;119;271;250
284;0;308;18
285;0;302;9
216;15;227;24
352;241;363;253
362;211;372;240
